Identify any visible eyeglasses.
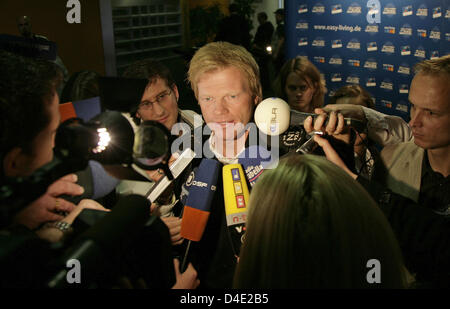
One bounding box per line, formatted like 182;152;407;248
138;89;172;111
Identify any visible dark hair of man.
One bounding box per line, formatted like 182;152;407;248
257;12;268;20
122;58;176;124
328;84;375;109
0;51;62;159
60;70;100;103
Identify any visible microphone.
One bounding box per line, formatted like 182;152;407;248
180;159;221;241
179;159;221;271
237;145;274;188
254;97;366;136
223;164;250;257
89;160;120;200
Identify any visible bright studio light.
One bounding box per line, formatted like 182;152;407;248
94;127;111;153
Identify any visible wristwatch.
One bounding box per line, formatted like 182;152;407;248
45;221;73;234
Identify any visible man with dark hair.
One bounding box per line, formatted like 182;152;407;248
214;3;251;50
0;50;84;230
253;12;274;51
252;12;274;93
123;59;179;129
272;8;286;72
16;15;69;86
121;59;201;243
305;55;450;287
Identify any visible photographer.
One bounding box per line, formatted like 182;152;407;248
0;51;199;289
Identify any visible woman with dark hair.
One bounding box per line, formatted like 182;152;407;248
273;56;327;112
234;155;408;288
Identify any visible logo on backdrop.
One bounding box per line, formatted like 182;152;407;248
401;45;411;56
382;3;396;17
365;24;379;34
416;5;428;19
364;59;378;70
296;21;309;30
331;73;342;82
432;7;442;19
399;24;413;38
399;84;409;94
312;3;325;15
329;55;343;66
331;39;342;49
366;77;376;87
402;5;413;16
429;27;441;41
347;3;362;16
381;42;395;54
298;37;308;46
398;64;411;75
347;38;361;51
298;4;308;14
346;74;360;84
331;4;343;15
312;37;326;48
414;46;426;59
367;41;377;52
396;102;409;114
380;79;394;91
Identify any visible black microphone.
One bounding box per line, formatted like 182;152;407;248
46;194;176;288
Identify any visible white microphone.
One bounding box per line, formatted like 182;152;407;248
254;98;365;135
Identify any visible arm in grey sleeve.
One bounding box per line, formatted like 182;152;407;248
362;106;413;146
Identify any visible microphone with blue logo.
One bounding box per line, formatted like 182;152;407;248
179;159;221;271
237;145;274;188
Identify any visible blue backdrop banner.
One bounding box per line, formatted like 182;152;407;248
285;0;450;120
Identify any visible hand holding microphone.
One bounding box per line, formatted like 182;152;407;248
254;98;366;136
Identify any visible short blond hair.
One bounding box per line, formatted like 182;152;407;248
187;42;262;102
414;54;450;76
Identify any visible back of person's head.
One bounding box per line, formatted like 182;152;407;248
257;12;267;21
0;51;62;177
60;70;100;103
273;56;326;110
329;84;375;109
413;54;450;78
234;154;407;288
123;58;176;89
187;41;262;103
229;3;239;14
